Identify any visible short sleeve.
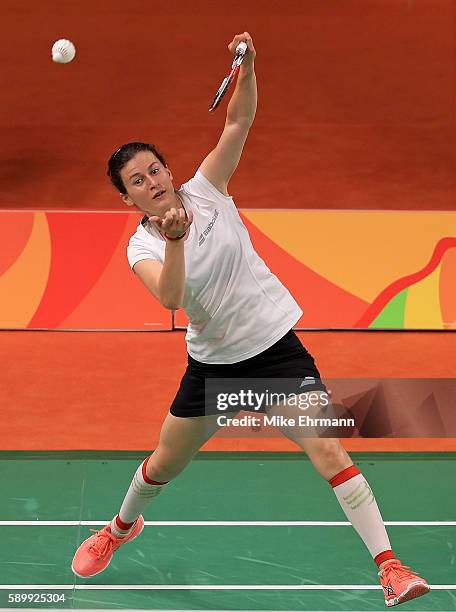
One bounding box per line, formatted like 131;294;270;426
127;234;162;271
180;170;235;209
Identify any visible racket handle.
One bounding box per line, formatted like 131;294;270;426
235;41;248;56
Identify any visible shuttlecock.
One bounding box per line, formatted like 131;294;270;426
52;39;76;64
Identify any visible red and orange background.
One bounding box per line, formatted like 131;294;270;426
0;0;454;451
1;210;455;329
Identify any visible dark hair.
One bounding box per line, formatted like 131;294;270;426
107;142;167;194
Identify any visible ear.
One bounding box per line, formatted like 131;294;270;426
121;193;135;208
166;166;173;182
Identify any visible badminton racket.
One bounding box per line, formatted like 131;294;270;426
209;41;248;112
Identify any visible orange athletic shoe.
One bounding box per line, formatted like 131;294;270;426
71;515;145;578
379;559;430;607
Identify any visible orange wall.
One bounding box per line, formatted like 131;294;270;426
1;329;455;451
0;0;454;212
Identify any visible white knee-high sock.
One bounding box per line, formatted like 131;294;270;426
110;456;168;538
330;465;395;567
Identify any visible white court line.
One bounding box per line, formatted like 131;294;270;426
1;607;449;612
0;609;444;612
1;520;455;526
0;609;447;612
0;584;454;590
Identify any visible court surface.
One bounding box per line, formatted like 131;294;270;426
1;451;455;611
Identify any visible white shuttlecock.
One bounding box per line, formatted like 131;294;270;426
52;39;76;64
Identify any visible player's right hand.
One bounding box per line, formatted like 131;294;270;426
228;32;256;66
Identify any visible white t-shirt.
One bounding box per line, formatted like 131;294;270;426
127;170;303;364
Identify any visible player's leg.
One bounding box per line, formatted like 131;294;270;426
271;406;395;564
261;330;429;607
290;433;395;564
112;412;221;534
144;412;221;482
71;413;221;578
275;413;430;607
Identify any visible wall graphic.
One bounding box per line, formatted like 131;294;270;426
1;210;455;330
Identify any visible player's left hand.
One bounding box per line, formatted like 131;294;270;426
228;32;256;68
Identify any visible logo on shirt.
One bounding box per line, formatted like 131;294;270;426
198;209;219;246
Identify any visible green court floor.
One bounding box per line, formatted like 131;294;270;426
0;452;455;611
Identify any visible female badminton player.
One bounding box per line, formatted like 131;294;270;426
72;32;429;607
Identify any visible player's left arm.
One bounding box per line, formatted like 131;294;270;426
199;32;257;196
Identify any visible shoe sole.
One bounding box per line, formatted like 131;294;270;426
71;519;145;579
385;581;431;607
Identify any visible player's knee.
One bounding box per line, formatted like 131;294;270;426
314;439;347;471
147;448;193;482
149;463;181;482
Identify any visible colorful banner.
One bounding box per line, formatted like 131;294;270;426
0;212;171;330
1;210;455;330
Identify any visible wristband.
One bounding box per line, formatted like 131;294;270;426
164;232;186;241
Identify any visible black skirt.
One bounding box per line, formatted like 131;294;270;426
169;329;327;418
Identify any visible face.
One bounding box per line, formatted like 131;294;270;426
120;151;176;216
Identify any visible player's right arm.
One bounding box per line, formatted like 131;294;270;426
133;244;183;310
199;32;256;196
132;207;192;310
